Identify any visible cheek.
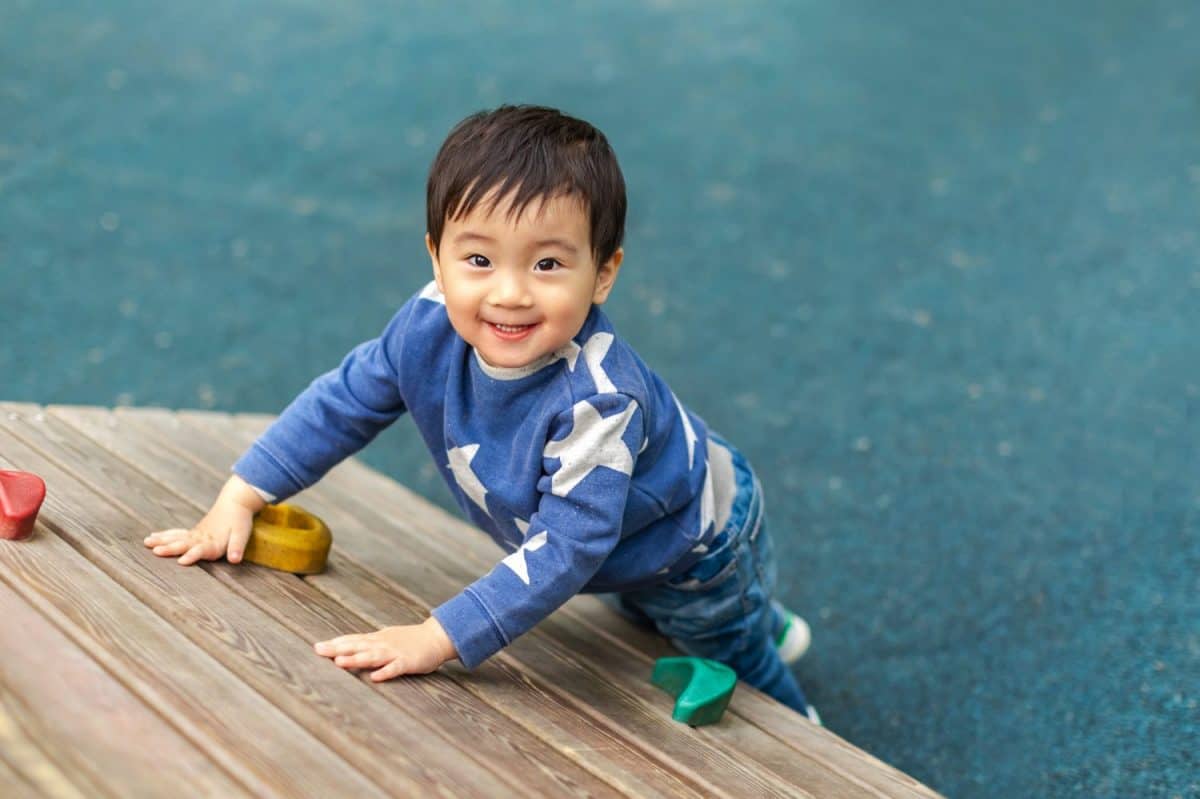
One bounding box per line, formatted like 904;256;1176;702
543;297;584;324
543;281;593;313
444;293;480;325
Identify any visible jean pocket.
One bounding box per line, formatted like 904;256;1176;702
664;530;738;592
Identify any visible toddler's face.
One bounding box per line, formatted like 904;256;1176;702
426;190;622;369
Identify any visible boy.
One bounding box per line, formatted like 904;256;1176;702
144;105;817;720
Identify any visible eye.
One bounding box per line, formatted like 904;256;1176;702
467;254;490;268
534;258;561;272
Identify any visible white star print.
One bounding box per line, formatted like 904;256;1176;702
447;444;489;515
556;340;582;371
580;333;616;393
544;398;638;497
698;458;715;540
502;530;548;585
489;331;606;381
673;393;698;469
496;520;530;552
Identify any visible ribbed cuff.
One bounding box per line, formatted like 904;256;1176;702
431;589;508;669
241;480;276;503
231;443;305;503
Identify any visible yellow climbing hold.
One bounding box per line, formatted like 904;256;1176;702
244;503;331;574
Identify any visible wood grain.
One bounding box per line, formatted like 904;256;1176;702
150;410;838;797
0;504;388;797
0;401;945;798
0;683;96;799
0;752;56;799
0;405;513;799
213;408;945;799
50;404;630;799
0;572;248;797
72;404;703;799
100;407;739;796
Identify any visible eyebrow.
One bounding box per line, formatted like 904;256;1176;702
451;232;580;256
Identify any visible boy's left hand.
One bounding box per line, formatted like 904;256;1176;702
314;618;458;682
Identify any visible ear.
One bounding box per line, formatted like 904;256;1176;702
425;233;445;294
591;247;624;305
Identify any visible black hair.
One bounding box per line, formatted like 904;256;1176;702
426;105;626;268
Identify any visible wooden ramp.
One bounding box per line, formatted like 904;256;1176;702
0;403;942;798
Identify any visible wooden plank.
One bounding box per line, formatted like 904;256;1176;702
213;409;943;799
2;403;946;798
0;499;389;797
68;405;702;798
0;752;55;799
208;413;908;797
51;406;631;799
569;594;945;799
40;405;634;799
0;570;249;797
0;681;96;799
0;406;517;798
109;407;765;797
154;412;847;797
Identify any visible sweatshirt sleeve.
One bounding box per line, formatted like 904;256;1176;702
432;393;644;668
231;300;414;501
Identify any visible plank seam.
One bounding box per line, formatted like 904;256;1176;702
0;409;477;798
116;408;723;799
210;412;901;796
0;659;118;799
219;412;938;798
30;406;623;799
167;411;817;798
0;419;331;798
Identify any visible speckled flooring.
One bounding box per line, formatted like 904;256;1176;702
3;2;1198;796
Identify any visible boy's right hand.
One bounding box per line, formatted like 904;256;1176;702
143;475;267;566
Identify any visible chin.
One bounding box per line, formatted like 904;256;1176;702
479;350;535;369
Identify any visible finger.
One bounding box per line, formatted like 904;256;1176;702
144;529;187;546
371;659;406;682
335;649;388;669
226;522;252;564
333;647;384;667
178;543;213;566
152;539;192;558
314;636;363;656
323;640;368;658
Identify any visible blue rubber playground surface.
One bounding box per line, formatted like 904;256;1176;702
3;2;1198;796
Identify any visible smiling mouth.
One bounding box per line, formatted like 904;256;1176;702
487;321;539;340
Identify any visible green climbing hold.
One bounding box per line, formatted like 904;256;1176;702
651;656;738;726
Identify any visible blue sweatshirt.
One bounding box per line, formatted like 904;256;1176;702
233;281;729;668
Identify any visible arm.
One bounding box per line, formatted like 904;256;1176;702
432;393;644;668
233;304;412;502
145;300;416;567
315;393;643;678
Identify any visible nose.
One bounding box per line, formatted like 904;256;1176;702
486;268;533;308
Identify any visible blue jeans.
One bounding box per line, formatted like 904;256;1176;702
603;436;810;715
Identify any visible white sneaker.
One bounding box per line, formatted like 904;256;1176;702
771;601;812;664
805;704;823;726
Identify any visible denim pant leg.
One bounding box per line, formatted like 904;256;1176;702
615;471;810;715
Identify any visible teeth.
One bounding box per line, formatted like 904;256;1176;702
493;323;531;333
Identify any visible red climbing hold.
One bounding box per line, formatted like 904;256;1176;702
0;470;46;541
